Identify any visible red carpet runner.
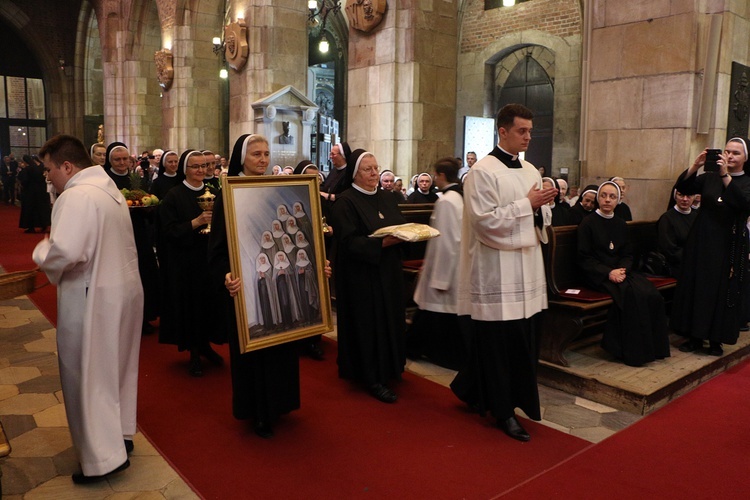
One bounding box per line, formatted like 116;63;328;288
137;334;588;499
502;359;750;499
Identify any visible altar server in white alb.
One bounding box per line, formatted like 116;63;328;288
406;157;466;370
450;104;557;442
33;134;142;484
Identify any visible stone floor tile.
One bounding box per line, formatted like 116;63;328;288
162;477;200;499
8;427;73;457
574;397;618;414
405;359;457;378
24;336;57;353
51;445;80;475
55;390;65;403
0;414;37;440
0;383;19;401
23;474;114;499
0;456;58;495
108;455;184;492
570;426;617;443
0;317;32;329
18;374;62;395
34;403;68;427
542;404;603;429
599;410;642;431
41;328;56;339
423;374;455;388
538;384;578;406
0;366;42;385
538;418;572;434
130;432;160;457
0;393;58;415
108;491;168;499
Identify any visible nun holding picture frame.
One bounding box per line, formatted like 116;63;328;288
221;174;333;353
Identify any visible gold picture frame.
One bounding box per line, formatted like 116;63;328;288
221;174;333;353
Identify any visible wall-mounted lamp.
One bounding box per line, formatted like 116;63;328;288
219;68;228;79
502;0;516;6
308;1;341;53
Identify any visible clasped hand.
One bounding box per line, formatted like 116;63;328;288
528;184;558;210
609;268;626;283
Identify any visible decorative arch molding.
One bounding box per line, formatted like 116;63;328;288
484;44;555;117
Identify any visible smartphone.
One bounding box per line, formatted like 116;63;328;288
704;148;722;172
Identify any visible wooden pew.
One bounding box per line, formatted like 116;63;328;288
540;221;677;367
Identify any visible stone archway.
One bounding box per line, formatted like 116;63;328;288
80;2;104;146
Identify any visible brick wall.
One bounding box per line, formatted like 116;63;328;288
461;0;581;53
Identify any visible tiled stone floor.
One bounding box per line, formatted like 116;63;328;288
0;294;640;498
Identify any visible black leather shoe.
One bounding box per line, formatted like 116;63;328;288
706;342;723;356
72;459;130;484
305;342;325;361
678;338;703;353
200;345;224;366
124;439;134;454
369;384;397;403
253;421;273;439
497;416;530;442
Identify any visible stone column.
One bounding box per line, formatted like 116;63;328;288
227;0;309;143
347;0;458;178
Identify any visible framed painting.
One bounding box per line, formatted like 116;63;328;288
221;174;333;353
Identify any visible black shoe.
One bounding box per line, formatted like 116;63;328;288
368;384;397;403
24;228;35;233
141;322;155;335
200;345;224;366
124;439;134;454
678;338;703;353
253;421;273;439
188;356;203;377
305;342;325;361
740;324;749;333
497;416;530;442
72;459;130;484
706;342;723;356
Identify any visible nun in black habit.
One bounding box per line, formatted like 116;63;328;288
106;141;160;334
542;177;570;226
567;184;598;225
330;149;407;403
207;134;300;438
657;189;697;278
577;181;671;366
104;142;131;190
158;149;223;376
671;138;750;356
149;150;182;200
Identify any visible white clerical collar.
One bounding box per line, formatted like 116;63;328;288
418;188;430;195
595;209;614;219
352;183;377;195
730;171;745;177
204;175;215;180
163;172;177;178
183;180;205;191
498;145;519;161
111;169;129;177
335;163;347;171
673;205;692;215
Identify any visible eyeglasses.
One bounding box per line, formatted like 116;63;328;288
187;163;208;169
